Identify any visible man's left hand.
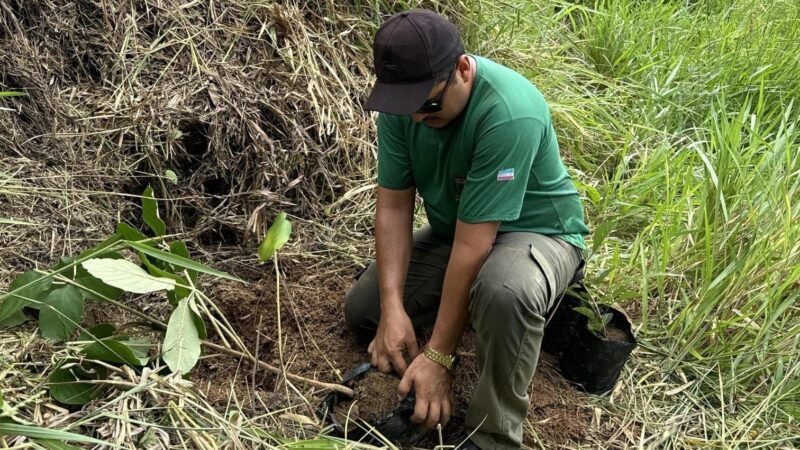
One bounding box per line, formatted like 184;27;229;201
397;352;453;429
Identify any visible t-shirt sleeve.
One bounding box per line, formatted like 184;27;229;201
376;113;414;190
458;118;544;223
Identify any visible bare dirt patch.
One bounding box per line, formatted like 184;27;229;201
191;269;599;448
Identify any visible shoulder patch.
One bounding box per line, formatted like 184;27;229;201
497;168;515;181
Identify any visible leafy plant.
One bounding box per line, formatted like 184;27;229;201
258;212;292;390
0;185;243;404
573;305;613;338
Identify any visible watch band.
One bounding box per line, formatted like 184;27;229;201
424;346;457;371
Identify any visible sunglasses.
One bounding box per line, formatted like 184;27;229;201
416;64;457;114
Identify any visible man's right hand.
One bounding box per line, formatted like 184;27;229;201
368;307;419;375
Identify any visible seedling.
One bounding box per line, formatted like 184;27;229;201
573;305;614;338
569;288;613;338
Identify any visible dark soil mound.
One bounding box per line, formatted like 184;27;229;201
333;371;401;425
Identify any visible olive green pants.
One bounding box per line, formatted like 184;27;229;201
344;225;582;449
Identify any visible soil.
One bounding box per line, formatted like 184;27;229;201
333;371;401;424
603;325;630;343
93;269;605;448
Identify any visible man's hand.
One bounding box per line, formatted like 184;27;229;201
397;352;453;429
368;308;419;375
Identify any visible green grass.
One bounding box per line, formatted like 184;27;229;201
456;0;800;446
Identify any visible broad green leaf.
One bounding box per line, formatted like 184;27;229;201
258;212;292;262
74;275;124;301
142;185;166;237
126;241;243;282
115;223;153;245
138;252;190;302
169;240;198;282
165;170;178;184
0;309;28;329
0;423;110;446
188;297;207;340
82;258;176;293
39;286;84;342
74;234;124;261
126;337;151;360
81;339;149;366
47;361;108;405
162;297;201;374
0;271;52;319
78;323;115;341
55;256;125;301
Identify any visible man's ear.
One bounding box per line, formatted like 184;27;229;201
457;54;472;82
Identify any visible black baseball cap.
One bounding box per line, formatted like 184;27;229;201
364;10;465;115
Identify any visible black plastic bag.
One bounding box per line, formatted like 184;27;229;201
543;284;637;395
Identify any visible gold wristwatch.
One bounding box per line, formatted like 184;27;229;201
424;346;458;371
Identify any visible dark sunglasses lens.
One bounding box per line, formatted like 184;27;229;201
417;102;442;114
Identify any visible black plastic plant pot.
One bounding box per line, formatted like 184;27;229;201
316;363;427;447
543;285;637;395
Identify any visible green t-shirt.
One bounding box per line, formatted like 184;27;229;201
377;55;589;248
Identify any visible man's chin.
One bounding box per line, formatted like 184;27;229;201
422;118;450;129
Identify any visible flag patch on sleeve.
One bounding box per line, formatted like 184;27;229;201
497;168;515;181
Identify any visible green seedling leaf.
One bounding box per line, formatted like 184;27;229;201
0;271;53;319
78;323;116;341
126;241;243;282
258;212;292;262
162;297;201;374
573;306;607;336
164;170;178;184
81;338;149;366
573;306;596;320
82;258;176;293
39;286;84;342
47;361;108;405
142;185;166;237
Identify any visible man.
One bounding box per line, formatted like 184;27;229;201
344;9;589;450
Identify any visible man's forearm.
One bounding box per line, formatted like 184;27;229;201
427;222;497;355
375;187;415;314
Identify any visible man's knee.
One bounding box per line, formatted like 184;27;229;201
470;269;549;325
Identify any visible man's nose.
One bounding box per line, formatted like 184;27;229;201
411;112;426;123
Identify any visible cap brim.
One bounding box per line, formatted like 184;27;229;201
364;78;436;115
